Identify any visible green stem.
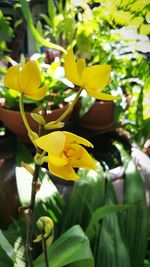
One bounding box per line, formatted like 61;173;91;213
42;234;49;267
19;94;33;142
19;94;32;135
56;87;83;123
25;123;45;266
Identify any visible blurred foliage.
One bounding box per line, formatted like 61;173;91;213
0;1;150;266
0;0;149;147
0;10;14;55
32;0;150;146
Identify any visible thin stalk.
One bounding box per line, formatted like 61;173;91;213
25;134;44;266
56;87;83;123
19;94;32;135
42;234;49;267
25;164;41;267
19;95;45;266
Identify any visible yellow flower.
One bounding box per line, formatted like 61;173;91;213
64;49;117;100
4;61;48;100
35;131;96;180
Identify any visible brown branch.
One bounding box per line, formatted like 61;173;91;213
25;119;46;267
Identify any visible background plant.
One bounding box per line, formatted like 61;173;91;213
0;0;150;266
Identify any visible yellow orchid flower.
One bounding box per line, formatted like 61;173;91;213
35;131;96;180
64;49;117;101
4;60;48;100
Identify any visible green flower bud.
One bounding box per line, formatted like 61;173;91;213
33;216;54;246
45;121;64;130
31;113;46;126
34;153;43;165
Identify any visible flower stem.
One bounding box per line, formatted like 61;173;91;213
26;164;40;267
19;94;32;136
42;234;49;267
56;87;83;123
19;95;48;266
25;125;45;266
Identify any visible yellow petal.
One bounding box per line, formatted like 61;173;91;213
69;144;96;170
87;90;120;101
8;89;19;97
64;49;80;85
63;131;93;147
25;84;49;100
81;65;111;90
4;65;20;92
18;61;41;93
48;161;80;180
77;58;86;78
48;152;68;167
35;131;66;155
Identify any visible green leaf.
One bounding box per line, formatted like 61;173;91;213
16;166;61;205
122;160;148;267
0;246;13;267
79;95;95;117
86;203;132;240
1;218;27;266
62;162;105;232
16;139;33;166
95;180;131;267
0;230;15;261
34;225;94;267
47;0;56;27
19;0;66;53
15;166;64;236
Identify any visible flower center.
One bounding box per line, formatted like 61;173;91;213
64;144;83;162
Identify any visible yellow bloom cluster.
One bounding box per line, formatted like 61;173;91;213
4;49;116;180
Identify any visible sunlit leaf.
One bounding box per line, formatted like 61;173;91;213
34;225;94;267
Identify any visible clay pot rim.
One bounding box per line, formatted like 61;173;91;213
0;102;69;115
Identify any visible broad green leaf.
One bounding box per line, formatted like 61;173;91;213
2;218;27;266
0;246;13;267
62;162;105;232
13;238;26;267
0;230;15;261
16;167;63;216
86;203;132;240
34;225;94;267
122;160;148;267
16;139;33;166
15;166;64;236
95;180;131;267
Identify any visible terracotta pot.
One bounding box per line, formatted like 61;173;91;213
72;100;114;131
0;103;70;143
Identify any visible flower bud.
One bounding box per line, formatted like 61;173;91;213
45;121;64;130
33;216;54;246
31;113;46;126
